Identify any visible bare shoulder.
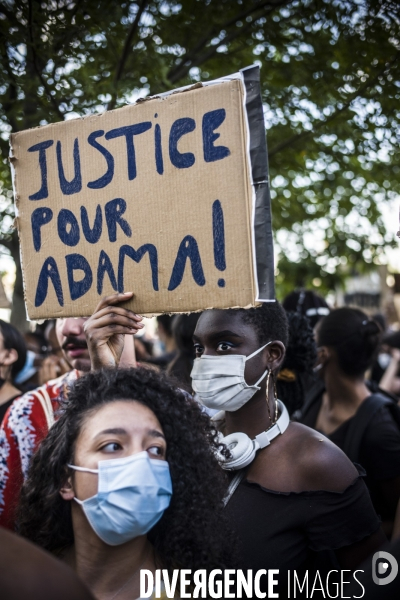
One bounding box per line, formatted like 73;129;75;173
285;422;359;492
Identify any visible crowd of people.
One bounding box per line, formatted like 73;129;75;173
1;289;400;598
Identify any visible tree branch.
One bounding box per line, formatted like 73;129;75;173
167;0;293;85
268;52;400;157
168;19;257;84
107;0;148;110
27;0;63;121
0;43;19;132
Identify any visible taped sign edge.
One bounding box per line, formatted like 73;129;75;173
240;64;275;303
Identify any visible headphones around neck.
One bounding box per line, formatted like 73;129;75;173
212;400;290;470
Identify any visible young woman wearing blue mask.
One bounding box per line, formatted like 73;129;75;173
18;367;234;600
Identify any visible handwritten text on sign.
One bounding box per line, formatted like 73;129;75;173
12;80;256;318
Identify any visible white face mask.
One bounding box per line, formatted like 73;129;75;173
190;343;271;412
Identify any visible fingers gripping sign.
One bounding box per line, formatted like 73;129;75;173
84;292;144;370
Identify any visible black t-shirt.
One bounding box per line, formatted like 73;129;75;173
225;466;380;597
299;397;400;521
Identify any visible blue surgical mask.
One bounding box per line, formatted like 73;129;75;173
68;451;172;546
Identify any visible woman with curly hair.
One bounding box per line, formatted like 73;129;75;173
18;367;234;600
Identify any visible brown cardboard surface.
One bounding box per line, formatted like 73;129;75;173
11;78;259;319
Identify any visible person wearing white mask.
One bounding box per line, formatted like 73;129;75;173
191;303;387;594
18;367;234;600
84;295;386;597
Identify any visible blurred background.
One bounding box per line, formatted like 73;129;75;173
0;0;399;333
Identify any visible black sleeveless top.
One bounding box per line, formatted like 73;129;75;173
299;393;400;521
225;466;380;597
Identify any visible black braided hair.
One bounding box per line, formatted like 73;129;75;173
276;311;317;415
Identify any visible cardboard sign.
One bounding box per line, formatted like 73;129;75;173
10;65;274;319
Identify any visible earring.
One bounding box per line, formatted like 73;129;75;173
266;369;273;424
272;373;279;423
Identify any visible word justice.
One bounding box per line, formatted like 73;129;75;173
27;109;230;200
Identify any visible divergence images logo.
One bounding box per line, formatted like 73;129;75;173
372;551;398;586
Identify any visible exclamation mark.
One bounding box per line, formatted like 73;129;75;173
212;199;226;288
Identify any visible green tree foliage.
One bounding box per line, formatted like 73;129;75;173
0;0;399;324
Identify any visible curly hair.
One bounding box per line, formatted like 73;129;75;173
235;301;289;347
276;311;317;415
18;367;235;572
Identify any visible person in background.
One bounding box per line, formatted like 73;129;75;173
283;289;330;329
0;526;94;600
145;315;177;370
373;328;400;398
298;307;400;537
24;330;47;358
0;320;26;423
38;320;71;384
276;311;317;416
18;368;234;600
377;347;400;398
0;292;141;530
20;330;48;391
22;320;72;388
166;313;201;392
369;313;390;386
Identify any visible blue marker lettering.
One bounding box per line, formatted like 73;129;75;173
57;209;80;247
118;244;159;292
105;122;152;180
56;138;82;195
105;198;132;242
81;205;102;244
168;235;205;291
31;207;53;252
97;250;118;295
87;130;115;189
65;253;93;300
28;140;54;200
35;257;64;307
169;118;196;169
155;123;164;175
202;109;230;162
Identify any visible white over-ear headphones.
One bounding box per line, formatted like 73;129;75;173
212;400;290;470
